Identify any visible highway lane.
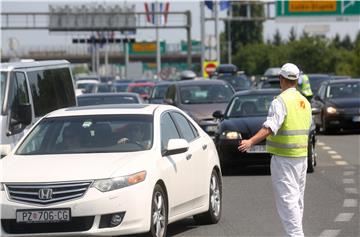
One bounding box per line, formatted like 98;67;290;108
163;134;360;237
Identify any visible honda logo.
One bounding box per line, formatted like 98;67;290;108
38;188;53;200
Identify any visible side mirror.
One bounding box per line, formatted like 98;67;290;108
313;95;321;101
162;138;189;156
18;103;32;125
213;110;224;119
164;98;174;105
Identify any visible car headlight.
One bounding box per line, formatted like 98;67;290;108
326;106;337;114
220;131;242;140
92;171;146;192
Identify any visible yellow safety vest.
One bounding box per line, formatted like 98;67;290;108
300;74;313;97
266;89;312;157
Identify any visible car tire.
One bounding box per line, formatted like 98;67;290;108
307;141;316;173
193;169;222;225
147;184;168;237
320;115;328;134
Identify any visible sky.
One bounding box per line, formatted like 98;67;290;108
1;0;360;53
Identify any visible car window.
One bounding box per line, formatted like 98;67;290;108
0;72;7;111
180;84;234;104
170;112;198;142
217;75;251;91
16;115;153;154
151;84;171;99
318;84;326;100
226;94;274;117
326;82;360;99
160;112;180;151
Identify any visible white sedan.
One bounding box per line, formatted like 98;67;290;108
0;104;222;237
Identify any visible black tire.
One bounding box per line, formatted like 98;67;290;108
193;169;222;225
147;184;168;237
307;141;315;173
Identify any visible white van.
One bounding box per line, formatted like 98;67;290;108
0;60;77;157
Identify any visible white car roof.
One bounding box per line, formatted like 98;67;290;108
45;104;176;118
76;80;100;84
0;60;69;71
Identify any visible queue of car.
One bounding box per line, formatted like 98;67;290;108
1;60;358;236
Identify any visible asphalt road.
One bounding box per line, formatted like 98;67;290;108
165;133;360;237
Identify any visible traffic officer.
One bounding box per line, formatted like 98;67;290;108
238;63;312;237
298;72;313;102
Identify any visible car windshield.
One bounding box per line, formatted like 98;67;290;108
0;72;7;110
115;84;129;92
226;94;275;117
180;84;234;104
217;75;251;91
151;84;171;99
16;115;153;155
78;95;139;106
130;85;152;95
326;82;360;99
97;84;114;93
309;75;330;94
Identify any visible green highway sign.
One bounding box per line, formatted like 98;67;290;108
277;0;360;17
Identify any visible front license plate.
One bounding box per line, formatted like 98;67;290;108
248;145;266;153
353;116;360;122
16;208;71;223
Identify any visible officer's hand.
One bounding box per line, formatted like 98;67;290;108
238;140;252;152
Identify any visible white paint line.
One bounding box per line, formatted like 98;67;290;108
343;179;355;184
343;171;355;176
322;146;331;150
343;199;358;208
345;188;358;194
319;229;341;237
328;150;337;154
331;155;342;159
317;142;325;146
336;160;348;166
344;165;357;170
334;213;354;222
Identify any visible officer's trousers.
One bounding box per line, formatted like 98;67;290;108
270;155;308;237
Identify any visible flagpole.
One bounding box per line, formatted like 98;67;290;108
156;1;161;77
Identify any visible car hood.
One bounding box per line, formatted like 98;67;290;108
220;116;266;139
180;103;228;121
1;152;149;183
328;98;360;108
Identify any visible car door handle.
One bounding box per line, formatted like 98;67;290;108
186;154;192;160
202;144;207;150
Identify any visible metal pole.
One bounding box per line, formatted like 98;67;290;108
105;34;109;75
125;36;129;79
156;1;161;75
215;1;220;64
200;1;205;75
186;11;192;70
228;3;232;64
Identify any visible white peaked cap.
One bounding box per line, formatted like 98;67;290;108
280;63;300;80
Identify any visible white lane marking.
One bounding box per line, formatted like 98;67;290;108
317;142;325;146
343;171;355;176
334;213;354;222
336;161;348;166
328;150;337;154
344;165;357;170
331;155;342;159
319;229;341;237
343;179;355;184
345;188;358;194
322;146;331;150
343;199;358;208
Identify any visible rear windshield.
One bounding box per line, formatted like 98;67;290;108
16;115;153;155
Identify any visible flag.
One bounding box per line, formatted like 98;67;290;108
205;1;213;10
144;2;170;25
205;1;230;11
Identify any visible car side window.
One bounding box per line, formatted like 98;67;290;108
318;84;326;99
170;112;198;142
160;112;180;152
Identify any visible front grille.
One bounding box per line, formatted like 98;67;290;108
1;216;94;234
5;181;92;205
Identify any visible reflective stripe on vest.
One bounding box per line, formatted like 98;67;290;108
301;75;313;97
266;89;312;157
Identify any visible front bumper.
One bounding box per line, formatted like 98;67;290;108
1;182;152;236
217;139;271;167
325;113;360;130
